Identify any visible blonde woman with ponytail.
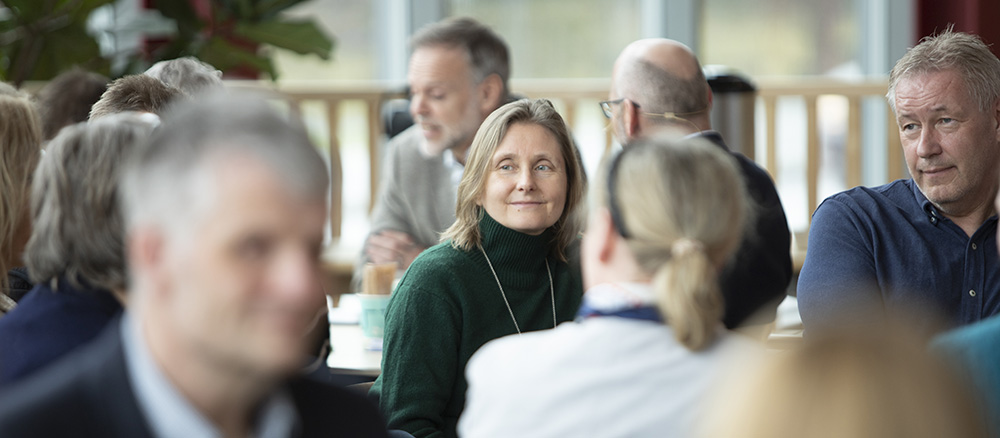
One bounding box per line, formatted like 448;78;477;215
459;133;760;438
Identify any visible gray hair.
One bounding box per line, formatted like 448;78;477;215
89;75;184;121
144;57;223;95
411;16;511;99
120;91;329;238
25;113;157;291
887;29;1000;114
614;58;710;118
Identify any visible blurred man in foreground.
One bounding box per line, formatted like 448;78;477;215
0;92;387;437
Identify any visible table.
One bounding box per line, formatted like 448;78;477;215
327;324;382;377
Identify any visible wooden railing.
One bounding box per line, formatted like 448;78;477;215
231;78;899;275
756;79;902;224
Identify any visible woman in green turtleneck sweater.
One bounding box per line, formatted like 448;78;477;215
369;99;587;438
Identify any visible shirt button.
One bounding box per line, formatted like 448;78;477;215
973;243;978;250
970;290;977;297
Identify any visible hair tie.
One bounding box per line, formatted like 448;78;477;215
671;238;704;257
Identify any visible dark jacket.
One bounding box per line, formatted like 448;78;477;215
0;276;122;386
698;131;793;328
0;320;389;437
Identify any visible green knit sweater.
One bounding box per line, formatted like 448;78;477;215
369;213;582;438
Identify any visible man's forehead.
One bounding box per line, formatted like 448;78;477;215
408;46;472;83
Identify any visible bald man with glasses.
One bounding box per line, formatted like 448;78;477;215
604;38;792;332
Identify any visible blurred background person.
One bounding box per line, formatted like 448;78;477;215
702;326;987;438
369;98;585;438
0;113;156;386
89;74;184;121
144;57;223;95
605;38;791;333
357;17;510;285
34;68;108;142
0;84;42;313
460;134;757;437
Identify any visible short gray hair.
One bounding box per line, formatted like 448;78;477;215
411;17;510;99
615;58;710;119
144;57;223;95
120;91;329;236
887;29;1000;114
25;113;157;291
89;74;184;121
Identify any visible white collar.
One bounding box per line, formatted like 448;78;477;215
582;282;658;312
442;148;465;188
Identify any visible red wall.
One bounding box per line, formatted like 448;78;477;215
917;0;1000;58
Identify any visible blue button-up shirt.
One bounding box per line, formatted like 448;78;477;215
797;179;1000;336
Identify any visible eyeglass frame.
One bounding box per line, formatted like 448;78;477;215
599;98;707;131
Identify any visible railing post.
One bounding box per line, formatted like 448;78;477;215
326;99;343;239
805;95;820;223
846;96;863;188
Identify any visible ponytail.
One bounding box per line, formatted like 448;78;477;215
652;238;723;351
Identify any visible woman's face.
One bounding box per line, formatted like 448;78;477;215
478;122;567;235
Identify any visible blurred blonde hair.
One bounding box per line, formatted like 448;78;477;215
702;328;987;438
0;89;42;292
600;134;748;350
441;98;585;260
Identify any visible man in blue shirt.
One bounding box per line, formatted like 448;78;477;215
798;30;1000;336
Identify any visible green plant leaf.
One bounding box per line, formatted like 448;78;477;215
254;0;311;20
198;37;277;79
6;21;107;82
64;0;117;20
234;18;332;60
147;0;202;35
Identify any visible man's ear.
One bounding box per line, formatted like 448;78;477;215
127;227;167;295
478;73;504;115
623;99;641;140
992;98;1000;142
592;207;619;264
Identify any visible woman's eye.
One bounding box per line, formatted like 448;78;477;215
499;164;513;171
536;164;552;171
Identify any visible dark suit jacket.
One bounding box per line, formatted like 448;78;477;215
698;131;793;328
0;321;389;437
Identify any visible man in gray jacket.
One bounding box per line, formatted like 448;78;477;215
358;17;510;281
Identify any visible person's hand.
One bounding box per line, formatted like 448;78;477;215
366;230;426;270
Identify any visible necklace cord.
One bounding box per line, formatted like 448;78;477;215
480;246;557;334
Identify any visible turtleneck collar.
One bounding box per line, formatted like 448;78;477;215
477;212;556;289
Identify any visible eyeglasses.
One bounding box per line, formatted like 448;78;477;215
599;98;625;119
600;98;706;132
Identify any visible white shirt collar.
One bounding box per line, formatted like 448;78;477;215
120;314;300;438
582;282;658;311
442;149;465;188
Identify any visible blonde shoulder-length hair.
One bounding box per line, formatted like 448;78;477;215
441;98;585;260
